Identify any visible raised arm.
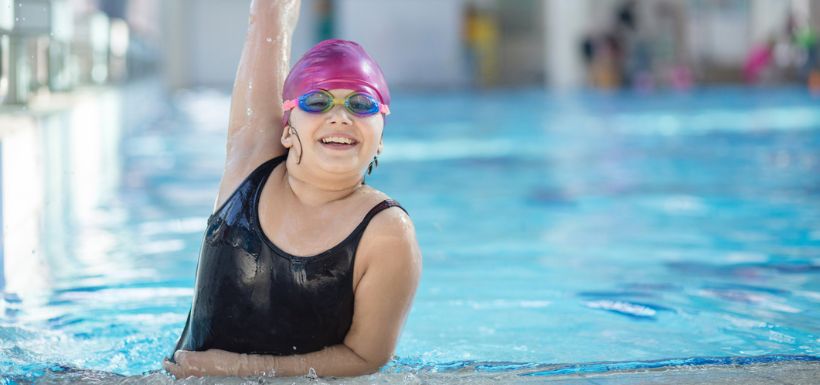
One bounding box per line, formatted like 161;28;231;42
216;0;301;209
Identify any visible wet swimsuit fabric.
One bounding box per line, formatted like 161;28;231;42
172;155;405;356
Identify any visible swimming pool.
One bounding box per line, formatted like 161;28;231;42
1;83;819;383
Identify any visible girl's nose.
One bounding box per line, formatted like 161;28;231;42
327;105;353;125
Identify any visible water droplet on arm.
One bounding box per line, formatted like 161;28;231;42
246;107;253;117
266;37;273;43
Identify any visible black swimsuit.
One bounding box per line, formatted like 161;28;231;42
172;155;405;356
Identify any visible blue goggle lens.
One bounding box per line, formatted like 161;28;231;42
346;93;380;115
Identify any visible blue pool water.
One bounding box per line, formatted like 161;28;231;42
1;84;819;383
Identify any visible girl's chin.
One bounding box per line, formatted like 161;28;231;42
312;158;367;176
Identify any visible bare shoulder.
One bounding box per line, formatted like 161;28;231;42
356;189;421;271
359;187;414;238
368;203;415;237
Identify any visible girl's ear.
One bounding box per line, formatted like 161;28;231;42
281;126;294;148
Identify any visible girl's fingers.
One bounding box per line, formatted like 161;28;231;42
171;351;211;377
162;359;184;378
164;350;236;378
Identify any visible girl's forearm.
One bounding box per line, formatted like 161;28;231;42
239;343;381;378
228;0;301;139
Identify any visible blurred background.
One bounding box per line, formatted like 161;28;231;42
1;0;820;381
2;0;819;97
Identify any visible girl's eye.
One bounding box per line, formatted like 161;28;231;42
303;93;331;110
348;95;376;112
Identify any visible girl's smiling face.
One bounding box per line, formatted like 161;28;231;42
282;89;384;179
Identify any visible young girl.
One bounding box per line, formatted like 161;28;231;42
162;0;421;378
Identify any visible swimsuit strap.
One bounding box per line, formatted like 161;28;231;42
362;199;407;224
210;155;288;219
254;155;288;179
349;199;407;240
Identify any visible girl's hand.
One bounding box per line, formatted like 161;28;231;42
162;349;250;378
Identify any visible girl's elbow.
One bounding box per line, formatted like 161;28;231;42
360;361;386;376
362;352;393;374
344;341;394;375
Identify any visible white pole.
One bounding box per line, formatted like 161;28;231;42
544;0;588;89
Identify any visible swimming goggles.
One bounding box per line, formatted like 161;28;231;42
282;89;390;117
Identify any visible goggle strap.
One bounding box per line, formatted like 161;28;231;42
282;99;298;111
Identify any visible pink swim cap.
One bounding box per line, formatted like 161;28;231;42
282;39;391;127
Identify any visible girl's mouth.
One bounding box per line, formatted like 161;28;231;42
318;136;358;150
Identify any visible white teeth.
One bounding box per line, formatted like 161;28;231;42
321;136;354;144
